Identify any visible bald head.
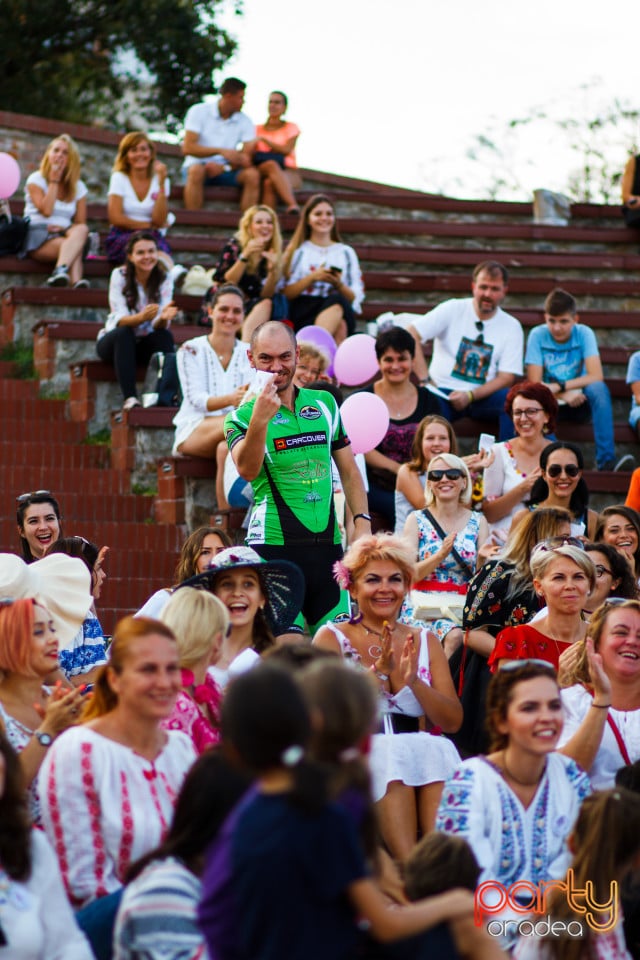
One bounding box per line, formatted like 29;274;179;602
250;320;297;354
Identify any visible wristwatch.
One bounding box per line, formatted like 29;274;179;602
34;730;53;748
353;513;372;522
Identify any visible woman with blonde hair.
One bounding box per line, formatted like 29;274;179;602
395;415;493;535
314;533;462;859
401;453;491;658
38;616;196;908
212;204;285;340
106;131;177;272
159;588;229;752
22;133;89;287
489;541;595;670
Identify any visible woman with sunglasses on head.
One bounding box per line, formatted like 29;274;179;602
401;454;491;659
488;542;595;671
0;731;94;959
482;382;557;543
510;440;598;540
557;598;640;789
437;660;591;950
16;490;62;563
595;505;640;583
453;509;573;758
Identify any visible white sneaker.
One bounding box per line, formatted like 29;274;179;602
122;397;141;412
614;454;636;472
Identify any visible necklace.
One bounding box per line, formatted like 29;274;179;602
501;751;546;787
360;620;395;658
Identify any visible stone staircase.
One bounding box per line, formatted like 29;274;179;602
1;110;639;627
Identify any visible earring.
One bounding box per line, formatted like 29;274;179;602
349;598;362;625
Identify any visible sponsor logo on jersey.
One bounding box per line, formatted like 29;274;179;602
334;613;350;623
273;431;328;451
299;405;322;420
273;411;290;424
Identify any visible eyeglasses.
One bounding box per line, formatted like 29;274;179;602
595;565;613;578
545;463;580;479
498;658;556;672
16;489;53;503
427;469;465;482
512;407;544;419
474;320;484;343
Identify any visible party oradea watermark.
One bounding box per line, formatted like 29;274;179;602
474;869;618;939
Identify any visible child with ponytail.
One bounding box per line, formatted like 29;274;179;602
198;662;500;960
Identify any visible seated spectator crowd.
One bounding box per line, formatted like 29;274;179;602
6;76;640;960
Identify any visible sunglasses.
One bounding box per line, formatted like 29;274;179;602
475;320;484;344
427;469;465;482
531;537;585;560
498;658;556;672
512;407;544;419
545;463;580;479
16;489;53;503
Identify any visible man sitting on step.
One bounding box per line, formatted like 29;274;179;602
406;260;524;441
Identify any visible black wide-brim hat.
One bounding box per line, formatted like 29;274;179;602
178;546;305;635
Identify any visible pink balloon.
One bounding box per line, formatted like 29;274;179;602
0;153;20;199
333;334;378;386
340;392;390;454
296;325;337;358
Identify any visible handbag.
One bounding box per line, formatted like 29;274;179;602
0;215;29;256
141;352;181;407
181;265;216;297
409;582;467;624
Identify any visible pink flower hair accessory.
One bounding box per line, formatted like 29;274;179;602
332;559;353;590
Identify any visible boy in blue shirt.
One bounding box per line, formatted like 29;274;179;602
525;288;617;470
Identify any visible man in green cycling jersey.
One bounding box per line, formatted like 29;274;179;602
224;321;371;632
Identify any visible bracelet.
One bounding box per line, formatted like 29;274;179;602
353;512;372;523
370;665;389;681
467;390;474;403
238;255;248;263
591;702;611;709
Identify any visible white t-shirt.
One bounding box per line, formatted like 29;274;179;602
412;297;524;390
0;830;94;960
24;171;87;229
107;171;170;223
182;102;256;169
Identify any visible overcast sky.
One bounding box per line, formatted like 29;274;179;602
216;0;639;200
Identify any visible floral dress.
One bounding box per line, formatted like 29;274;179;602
401;509;481;642
324;623;460;802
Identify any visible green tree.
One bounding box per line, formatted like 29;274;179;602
2;0;241;132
